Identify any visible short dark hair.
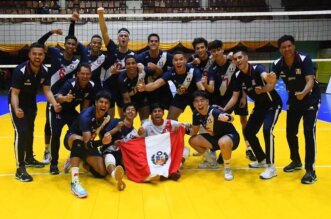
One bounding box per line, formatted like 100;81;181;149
90;34;102;41
65;35;78;44
124;54;136;63
77;63;91;73
95;90;111;103
150;103;164;113
208;40;223;50
148;33;160;42
123;102;137;112
29;42;45;51
118;28;130;35
173;51;185;57
192;90;209;100
233;48;248;56
192;37;208;49
277;35;295;48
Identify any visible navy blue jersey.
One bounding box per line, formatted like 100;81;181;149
68;106;110;139
103;39;135;87
192;106;237;136
9;61;49;111
188;52;213;73
118;67;152;97
102;119;136;144
47;47;80;94
57;78;95;113
136;50;173;73
272;51;321;108
208;59;238;99
162;65;202;96
234;64;282;108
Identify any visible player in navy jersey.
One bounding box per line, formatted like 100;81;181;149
9;43;61;182
68;12;109;93
38;19;88;164
63;91;114;198
138;51;205;120
271;35;321;184
189;91;239;181
49;63;95;175
231;50;282;180
206;40;255;162
118;55;151;123
136;33;174;109
188;37;213;74
101;102;139;190
98;7;135;118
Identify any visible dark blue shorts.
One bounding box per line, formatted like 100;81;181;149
200;132;240;151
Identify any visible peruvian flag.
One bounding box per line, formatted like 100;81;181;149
120;126;185;183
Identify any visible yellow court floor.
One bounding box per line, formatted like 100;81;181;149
0;102;330;219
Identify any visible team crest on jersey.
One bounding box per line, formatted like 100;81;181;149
70;64;75;70
40;78;45;84
295;68;301;75
151;151;169;166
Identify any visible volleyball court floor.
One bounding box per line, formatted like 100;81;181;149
0;91;331;219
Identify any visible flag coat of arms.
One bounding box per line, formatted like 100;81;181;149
120;126;185;182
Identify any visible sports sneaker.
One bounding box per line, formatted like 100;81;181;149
25;157;45;168
168;171;181;181
203;150;216;163
71;181;88;198
64;158;71;174
283;161;302;172
16;167;33;182
301;170;317;184
249;160;267;168
113;165;126;191
50;165;59;175
260;165;277;179
246;149;257;161
198;161;219;169
224;168;233;181
42;151;51;164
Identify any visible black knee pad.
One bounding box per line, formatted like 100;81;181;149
70;139;86;159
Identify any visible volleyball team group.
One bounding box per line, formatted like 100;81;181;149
8;8;321;198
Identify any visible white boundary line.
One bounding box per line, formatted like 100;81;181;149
1;166;331;177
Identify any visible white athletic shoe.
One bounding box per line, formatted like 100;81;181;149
42;151;51;164
260;165;277;179
224;168;234;181
71;181;88;198
198;161;219;169
248;159;267;168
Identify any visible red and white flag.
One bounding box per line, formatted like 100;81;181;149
120;126;185;183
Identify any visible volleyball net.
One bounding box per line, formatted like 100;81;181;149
0;10;331;82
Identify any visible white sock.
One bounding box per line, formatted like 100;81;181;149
71;167;80;183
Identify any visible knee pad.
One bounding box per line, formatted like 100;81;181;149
104;154;116;168
70;139;86;159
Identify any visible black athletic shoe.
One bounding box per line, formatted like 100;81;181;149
50;165;60;175
246;149;257;161
301;170;317;184
16;167;33;182
283;161;302;172
217;154;224;164
25;157;45;168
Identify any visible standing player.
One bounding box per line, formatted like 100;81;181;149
38;24;87;164
271;35;321;184
138;51;205;120
206;40;256;162
101;102;139;190
231;50;282;180
189;91;239;181
136;33;174;109
188;37;213;74
98;7;135;118
118;55;151;122
49;63;95;174
9;42;61;182
63;91;117;198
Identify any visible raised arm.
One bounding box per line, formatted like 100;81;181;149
97;7;110;46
